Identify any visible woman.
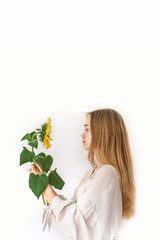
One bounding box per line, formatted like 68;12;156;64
29;108;136;240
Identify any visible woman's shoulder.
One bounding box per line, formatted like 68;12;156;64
101;164;119;178
94;164;119;178
90;164;120;187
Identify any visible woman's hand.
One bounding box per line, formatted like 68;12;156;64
28;162;44;175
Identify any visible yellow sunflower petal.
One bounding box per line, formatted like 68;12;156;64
46;141;51;148
48;118;51;124
48;136;53;141
42;118;53;148
46;125;51;134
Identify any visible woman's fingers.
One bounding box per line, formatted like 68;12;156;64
32;164;38;174
28;164;39;175
28;163;44;175
35;162;44;173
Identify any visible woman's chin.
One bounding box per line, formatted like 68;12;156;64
83;146;89;151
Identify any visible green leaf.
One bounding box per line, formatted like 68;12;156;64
36;153;53;173
48;168;65;190
30;131;37;140
21;133;31;141
35;153;46;170
20;147;35;166
36;128;41;131
28;139;38;149
45;155;53;172
29;173;48;199
36;152;46;159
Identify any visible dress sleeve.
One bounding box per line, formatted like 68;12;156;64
42;192;96;239
42;168;119;240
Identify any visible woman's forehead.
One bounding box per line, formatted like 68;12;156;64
84;118;90;126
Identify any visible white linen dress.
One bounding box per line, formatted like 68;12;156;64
42;164;122;240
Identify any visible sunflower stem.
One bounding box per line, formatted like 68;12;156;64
42;193;45;205
31;143;45;205
32;132;37;140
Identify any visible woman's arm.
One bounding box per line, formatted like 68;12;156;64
43;183;57;206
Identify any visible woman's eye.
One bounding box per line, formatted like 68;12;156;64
85;129;89;131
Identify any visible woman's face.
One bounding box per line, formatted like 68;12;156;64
81;114;91;151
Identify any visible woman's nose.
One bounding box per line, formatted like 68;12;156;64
81;132;84;138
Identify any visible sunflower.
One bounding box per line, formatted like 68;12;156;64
39;118;53;148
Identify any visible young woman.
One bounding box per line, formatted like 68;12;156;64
29;108;136;240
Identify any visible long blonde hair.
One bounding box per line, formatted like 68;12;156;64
86;108;136;219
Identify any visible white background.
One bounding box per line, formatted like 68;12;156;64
0;1;160;239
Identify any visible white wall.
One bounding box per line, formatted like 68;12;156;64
0;1;160;240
